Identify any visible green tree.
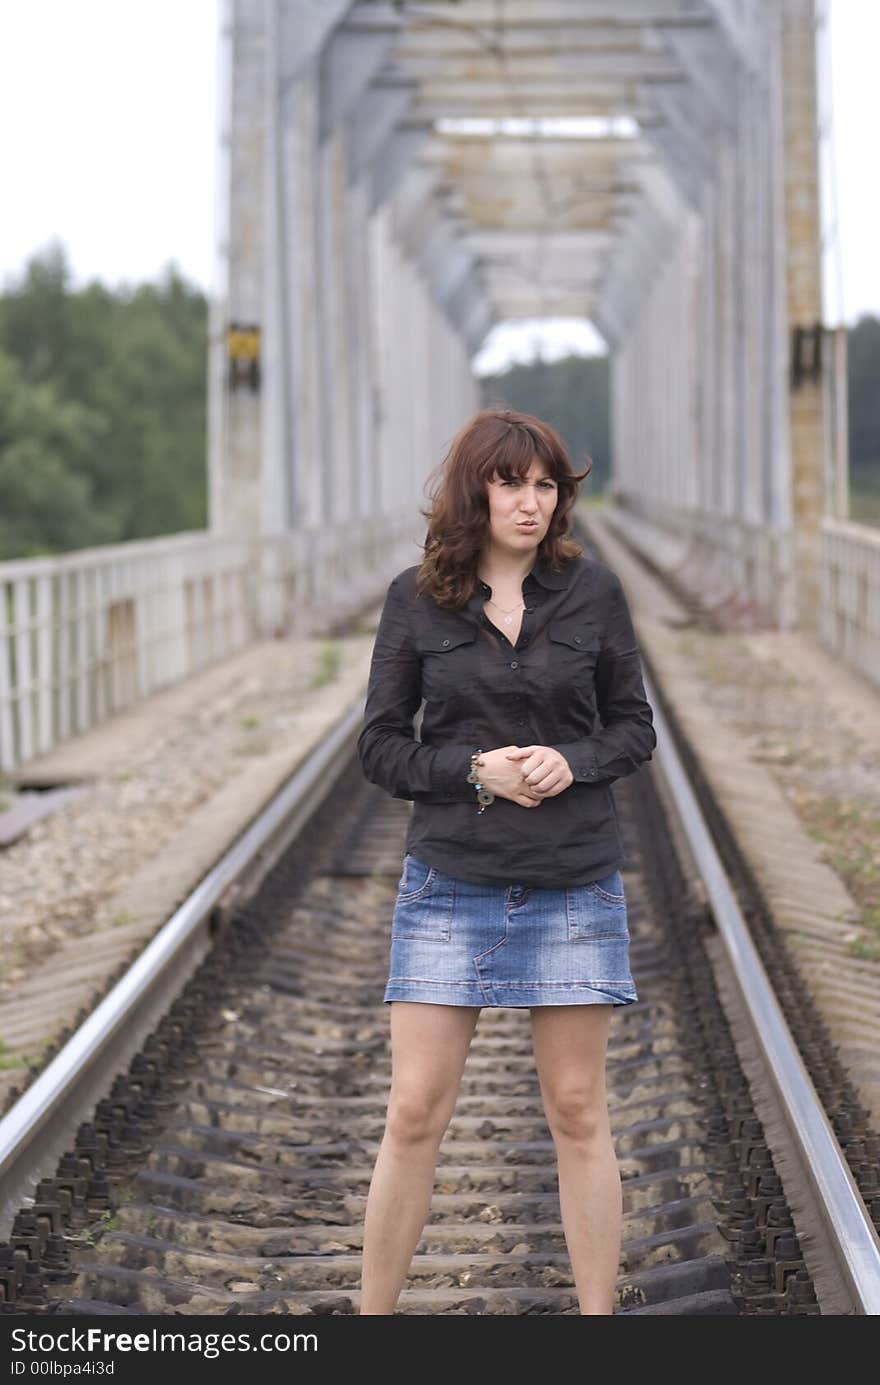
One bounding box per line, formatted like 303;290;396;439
0;243;208;559
847;314;880;476
846;314;880;524
0;350;113;556
0;238;73;386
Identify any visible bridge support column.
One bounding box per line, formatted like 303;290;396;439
208;0;478;631
782;0;827;632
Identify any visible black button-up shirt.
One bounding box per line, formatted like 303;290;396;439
356;549;656;887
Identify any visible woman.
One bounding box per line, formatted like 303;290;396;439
356;407;656;1315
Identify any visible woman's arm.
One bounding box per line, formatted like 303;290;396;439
549;572;656;787
357;574;475;801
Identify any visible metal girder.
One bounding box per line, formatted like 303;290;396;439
346;81;419;179
463;229;617;256
657;22;741;135
420;134;641;255
368;124;434;212
389;21;710;57
462;298;497;357
450;183;643;220
636;159;691;228
391;160;440;230
638;122;705;210
421;136;644;165
595;175;682;335
319;28;401;143
704;0;770;73
638;81;720;180
484;261;603;296
358;0;715;25
389;165;443;251
279;0;355;88
415;213;459;282
378;52;686;82
589;300;621;348
489;294;597;320
446;260;488;325
409;94;654;119
457;211;619;233
302;0;755;345
414;76;685;102
431;239;479;308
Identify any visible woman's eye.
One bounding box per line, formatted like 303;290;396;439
500;479;554;487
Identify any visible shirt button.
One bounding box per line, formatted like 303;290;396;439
574;635;582;644
510;661;518;669
589;768;598;777
441;638;450;646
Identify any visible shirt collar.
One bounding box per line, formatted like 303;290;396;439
467;549;573;615
527;549;574;590
476;549;572;593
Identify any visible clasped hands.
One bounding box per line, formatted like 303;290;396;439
475;745;574;808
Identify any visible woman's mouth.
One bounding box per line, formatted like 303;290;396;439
517;522;538;530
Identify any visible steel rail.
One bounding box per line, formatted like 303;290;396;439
0;699;365;1237
4;645;880;1313
644;665;880;1315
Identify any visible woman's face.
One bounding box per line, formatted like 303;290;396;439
485;459;558;559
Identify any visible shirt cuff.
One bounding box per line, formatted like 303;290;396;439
429;744;478;797
550;743;602;783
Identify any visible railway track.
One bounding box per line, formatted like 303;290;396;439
1;729;878;1314
2;542;880;1315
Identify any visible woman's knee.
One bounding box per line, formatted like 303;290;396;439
386;1089;452;1145
543;1091;608;1144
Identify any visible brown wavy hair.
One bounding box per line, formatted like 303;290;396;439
415;407;591;609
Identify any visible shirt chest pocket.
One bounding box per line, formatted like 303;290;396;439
547;620;602;686
416;625;477;700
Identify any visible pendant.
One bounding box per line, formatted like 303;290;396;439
503;614;512;625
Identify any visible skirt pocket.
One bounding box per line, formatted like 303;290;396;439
392;856;455;942
566;870;629;942
396;852;437;904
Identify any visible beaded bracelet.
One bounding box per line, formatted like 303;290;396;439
466;749;495;813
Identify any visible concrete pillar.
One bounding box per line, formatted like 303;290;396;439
606;2;824;630
210;0;479;592
209;0;266;539
209;0;351;542
781;0;826;630
285;63;324;530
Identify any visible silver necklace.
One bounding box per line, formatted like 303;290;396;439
486;596;524;626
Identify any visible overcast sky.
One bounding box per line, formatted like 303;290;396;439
0;0;875;375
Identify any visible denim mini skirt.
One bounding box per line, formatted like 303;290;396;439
384;853;638;1009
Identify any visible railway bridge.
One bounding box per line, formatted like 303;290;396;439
2;0;877;778
1;0;879;1320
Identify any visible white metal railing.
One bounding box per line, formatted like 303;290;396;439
0;512;419;773
820;517;880;689
596;499;879;691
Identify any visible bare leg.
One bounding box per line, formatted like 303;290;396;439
530;1004;620;1315
359;1001;481;1314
